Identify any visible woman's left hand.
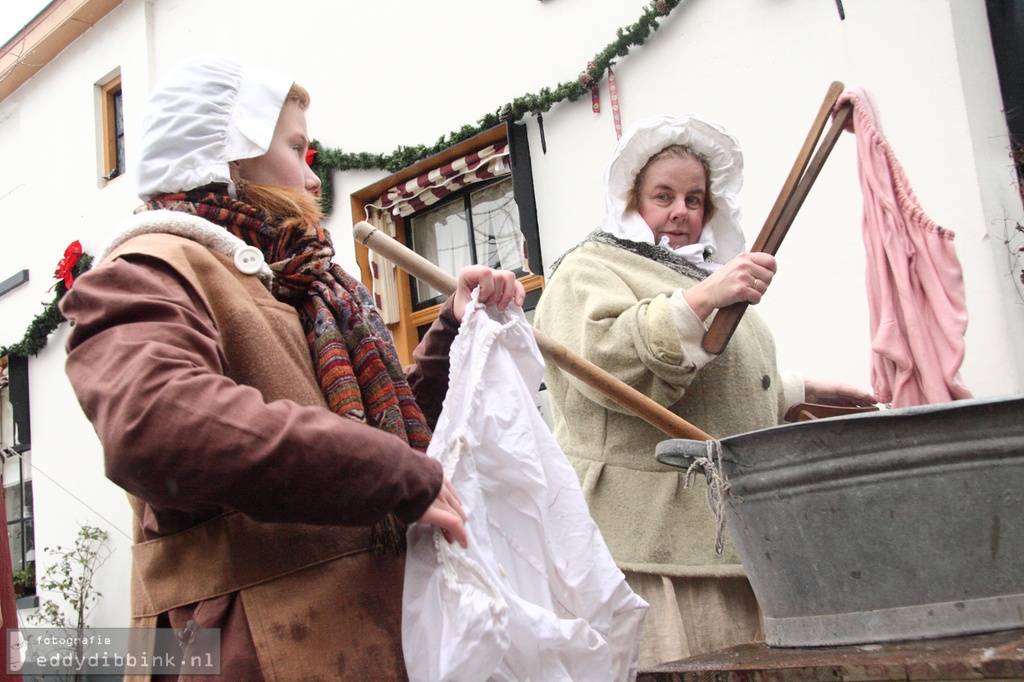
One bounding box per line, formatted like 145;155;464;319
804;378;877;407
452;265;526;322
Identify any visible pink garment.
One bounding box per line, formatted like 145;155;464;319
837;86;972;408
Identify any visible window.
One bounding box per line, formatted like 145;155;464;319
353;123;544;364
409;176;525;310
5;454;34;604
100;74;125;183
1;356;35;605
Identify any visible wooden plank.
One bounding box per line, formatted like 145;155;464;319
0;0;124;103
638;629;1024;682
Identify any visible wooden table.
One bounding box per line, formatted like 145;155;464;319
638;629;1024;682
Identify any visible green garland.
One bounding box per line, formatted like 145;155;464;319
1;255;94;359
310;0;681;214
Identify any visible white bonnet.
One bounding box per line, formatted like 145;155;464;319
135;55;294;201
601;114;746;266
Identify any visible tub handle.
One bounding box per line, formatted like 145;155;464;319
656;438;730;554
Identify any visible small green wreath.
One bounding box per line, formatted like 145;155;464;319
1;244;93;359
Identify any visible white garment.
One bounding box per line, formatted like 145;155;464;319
403;291;648;682
135;55;293;201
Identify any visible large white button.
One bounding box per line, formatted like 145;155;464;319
234;246;264;275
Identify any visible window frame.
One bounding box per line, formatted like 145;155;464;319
1;355;36;606
5;453;35;605
99;73;124;184
351;123;543;365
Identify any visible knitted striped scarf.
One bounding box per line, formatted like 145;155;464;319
145;187;432;552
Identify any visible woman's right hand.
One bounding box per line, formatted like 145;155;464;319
416;476;468;547
452;265;525;323
683;252;778;321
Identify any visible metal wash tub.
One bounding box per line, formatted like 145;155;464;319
655;395;1024;647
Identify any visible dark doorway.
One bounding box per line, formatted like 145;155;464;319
986;0;1024;205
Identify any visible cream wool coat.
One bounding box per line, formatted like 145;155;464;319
534;241;788;577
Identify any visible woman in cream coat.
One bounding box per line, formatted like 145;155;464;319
534;114;873;667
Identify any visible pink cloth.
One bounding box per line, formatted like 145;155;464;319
837;86;972;408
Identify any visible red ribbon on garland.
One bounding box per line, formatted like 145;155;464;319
609;66;622;140
588;61;601;113
305;148;318;167
52;240;83;290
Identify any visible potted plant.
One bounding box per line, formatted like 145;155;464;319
12;562;34;599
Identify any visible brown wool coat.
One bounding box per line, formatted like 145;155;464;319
62;232;454;681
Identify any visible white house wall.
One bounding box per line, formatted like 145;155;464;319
0;0;147;628
0;0;1020;628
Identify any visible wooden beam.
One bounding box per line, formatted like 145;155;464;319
0;0;124;103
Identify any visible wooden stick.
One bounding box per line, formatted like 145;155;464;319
760;103;853;255
702;81;848;355
354;221;714;441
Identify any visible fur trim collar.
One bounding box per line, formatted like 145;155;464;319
102;209;274;289
549;229;711;282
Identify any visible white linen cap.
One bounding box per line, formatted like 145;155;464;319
135;55;294;201
601;114;746;268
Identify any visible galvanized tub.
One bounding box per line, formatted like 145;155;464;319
654;395;1024;647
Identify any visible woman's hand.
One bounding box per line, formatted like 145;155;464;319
804;378;877;407
417;476;468;547
682;252;778;321
452;265;526;322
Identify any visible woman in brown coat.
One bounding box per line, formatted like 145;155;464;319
61;55;523;681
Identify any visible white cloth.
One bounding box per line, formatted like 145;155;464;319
601;114;746;270
135;55;293;201
403;291;648;682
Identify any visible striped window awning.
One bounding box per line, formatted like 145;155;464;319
369;142;510;217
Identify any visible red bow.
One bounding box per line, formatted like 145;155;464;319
54;240;83;289
305;148;318;167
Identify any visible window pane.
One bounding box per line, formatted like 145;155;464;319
1;456;19;486
114;90;126;174
19;450;31;482
113;89;124;135
24;518;33;560
409;200;472;305
4;484;20;523
471;177;523;272
8;523;22;572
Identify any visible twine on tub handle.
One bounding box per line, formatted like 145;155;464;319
682;439;730;554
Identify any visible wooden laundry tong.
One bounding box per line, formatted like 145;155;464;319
701;81;854;355
354;221;714;442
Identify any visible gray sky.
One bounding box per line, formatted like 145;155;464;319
1;1;51;47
